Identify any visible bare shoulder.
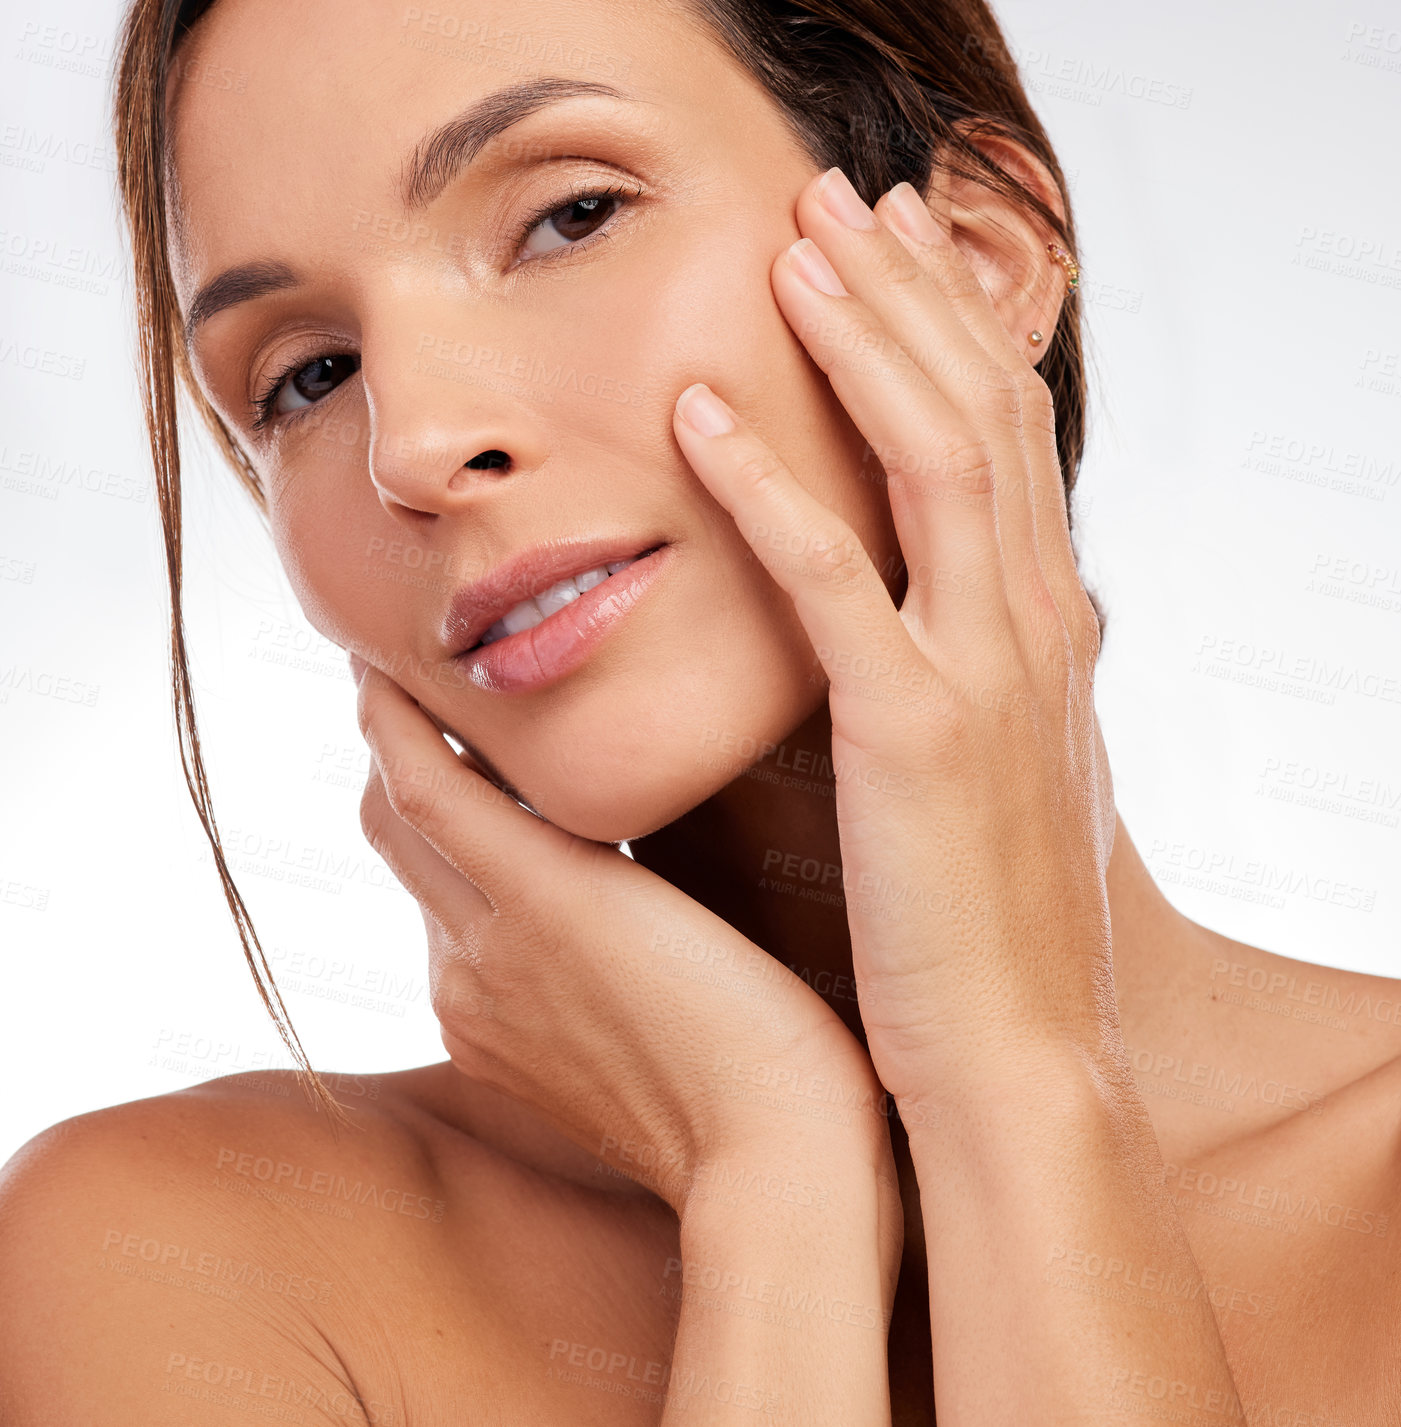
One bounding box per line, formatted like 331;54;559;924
1157;1013;1401;1425
0;1067;448;1246
0;1070;471;1426
0;1068;681;1426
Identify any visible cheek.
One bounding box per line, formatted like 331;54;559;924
247;199;900;841
472;243;865;838
622;213;898;578
264;454;389;652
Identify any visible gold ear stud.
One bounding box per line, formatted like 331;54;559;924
1028;330;1044;346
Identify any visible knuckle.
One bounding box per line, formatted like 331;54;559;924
429;975;466;1028
1027;589;1077;686
809;527;869;588
968;364;1023;425
1002;573;1073;689
734;445;790;494
358;781;384;847
932;256;989;305
433;988;489;1066
382;759;433;826
924;691;978;765
1017;369;1059;437
927;427;997;499
1072;588;1104;667
1020;366;1056;414
867;239;925;290
813;309;906;377
354;686;373;741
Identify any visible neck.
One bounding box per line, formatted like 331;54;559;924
403;699;1208;1198
629;698;1196;1048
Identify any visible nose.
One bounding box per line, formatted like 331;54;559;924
362;311;548;521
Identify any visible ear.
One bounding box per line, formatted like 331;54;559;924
927;125;1073;366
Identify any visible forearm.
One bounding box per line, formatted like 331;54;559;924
904;1046;1242;1426
659;1143;899;1426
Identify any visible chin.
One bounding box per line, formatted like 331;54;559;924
525;772;716;846
461;646;826;845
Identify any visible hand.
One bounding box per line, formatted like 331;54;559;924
669;166;1117;1108
350;655;896;1214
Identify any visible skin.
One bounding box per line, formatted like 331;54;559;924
2;0;1400;1422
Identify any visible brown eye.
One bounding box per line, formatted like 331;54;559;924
257;352;361;428
519;188;627;261
283;354;359;409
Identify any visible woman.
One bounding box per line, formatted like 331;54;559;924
1;0;1397;1421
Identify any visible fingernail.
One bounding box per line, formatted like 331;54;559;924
885;182;941;246
676;383;735;437
785;238;848;297
348;651;367;685
816;166;878;230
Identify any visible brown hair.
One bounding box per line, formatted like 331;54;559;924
111;0;1100;1115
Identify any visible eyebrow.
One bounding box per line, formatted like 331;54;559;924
183;259;299;347
182;76;640;349
400;76;636;210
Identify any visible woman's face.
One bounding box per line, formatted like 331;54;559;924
168;0;905;841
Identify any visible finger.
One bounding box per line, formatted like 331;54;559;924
671;383;920;715
872;182;1046;608
874;177;1089;655
790;168;1046;659
359;762;492;940
355;661;572;908
766;234;1014;666
884;176;1040;391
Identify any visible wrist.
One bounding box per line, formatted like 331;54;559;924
863;942;1120;1103
896;1035;1142;1167
683;1113;898;1215
676;1140;902;1318
690;1043;898;1196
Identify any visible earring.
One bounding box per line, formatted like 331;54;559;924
1029;242;1079;348
1046;240;1080;292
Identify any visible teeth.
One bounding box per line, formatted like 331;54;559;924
534;581;581;618
499;601;547;638
476;555;645;649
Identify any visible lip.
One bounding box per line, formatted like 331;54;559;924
443;536;673;695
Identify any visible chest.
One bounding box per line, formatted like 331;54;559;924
310;1153;682;1426
317;1097;1398;1426
1151;1110;1401;1423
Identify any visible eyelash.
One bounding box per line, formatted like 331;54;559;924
509;177;641;270
250;178;643;433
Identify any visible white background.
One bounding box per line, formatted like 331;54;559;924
2;1;1399;1165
